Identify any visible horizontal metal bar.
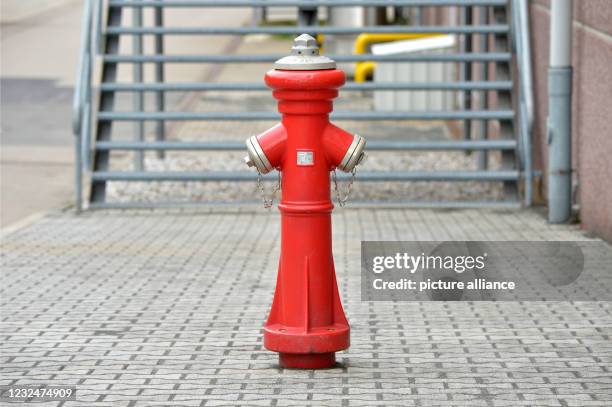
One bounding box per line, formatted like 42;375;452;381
98;110;514;121
100;80;513;92
95;139;516;151
96;141;243;150
103;53;511;64
88;199;522;209
107;25;509;35
368;140;517;150
108;1;509;8
101;82;266;92
341;200;522;208
92;170;519;182
105;81;515;92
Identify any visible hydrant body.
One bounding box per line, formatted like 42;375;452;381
245;35;365;369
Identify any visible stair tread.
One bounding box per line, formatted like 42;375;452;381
92;170;520;182
108;0;510;7
95;139;517;151
97;110;515;121
102;52;512;63
100;80;514;91
106;25;510;35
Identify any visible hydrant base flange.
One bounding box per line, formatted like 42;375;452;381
279;352;336;369
264;323;350;354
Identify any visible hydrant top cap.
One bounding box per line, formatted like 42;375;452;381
274;34;336;71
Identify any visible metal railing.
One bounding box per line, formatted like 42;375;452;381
72;0;95;212
511;0;534;206
72;0;534;209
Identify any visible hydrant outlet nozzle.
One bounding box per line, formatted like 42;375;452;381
337;134;366;172
245;135;274;174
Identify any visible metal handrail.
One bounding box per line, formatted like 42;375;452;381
511;0;534;206
72;0;92;137
72;0;96;211
73;0;106;211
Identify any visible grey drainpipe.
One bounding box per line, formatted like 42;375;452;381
547;0;573;223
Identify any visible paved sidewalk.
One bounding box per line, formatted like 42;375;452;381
1;207;611;406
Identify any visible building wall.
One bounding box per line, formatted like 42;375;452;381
530;0;612;241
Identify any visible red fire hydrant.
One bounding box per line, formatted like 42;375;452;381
244;34;365;369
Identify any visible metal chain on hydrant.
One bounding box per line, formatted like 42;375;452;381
332;167;357;207
256;170;281;209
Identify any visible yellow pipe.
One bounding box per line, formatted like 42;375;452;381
317;34;325;53
355;61;376;83
353;33;442;82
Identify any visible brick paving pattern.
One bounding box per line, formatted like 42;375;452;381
1;208;611;406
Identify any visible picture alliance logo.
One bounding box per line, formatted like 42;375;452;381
371;252;488;275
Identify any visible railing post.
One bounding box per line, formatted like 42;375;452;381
298;1;318;37
252;6;267;25
511;0;534;207
95;0;103;54
75;124;83;213
521;0;533;208
520;99;532;207
133;0;145;170
154;1;166;159
478;6;489;170
83;40;94;171
462;6;473;141
414;6;422;25
73;0;94;212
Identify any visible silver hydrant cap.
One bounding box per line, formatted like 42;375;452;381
274;34;336;70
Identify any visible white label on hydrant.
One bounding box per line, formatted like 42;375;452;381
296;151;314;166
